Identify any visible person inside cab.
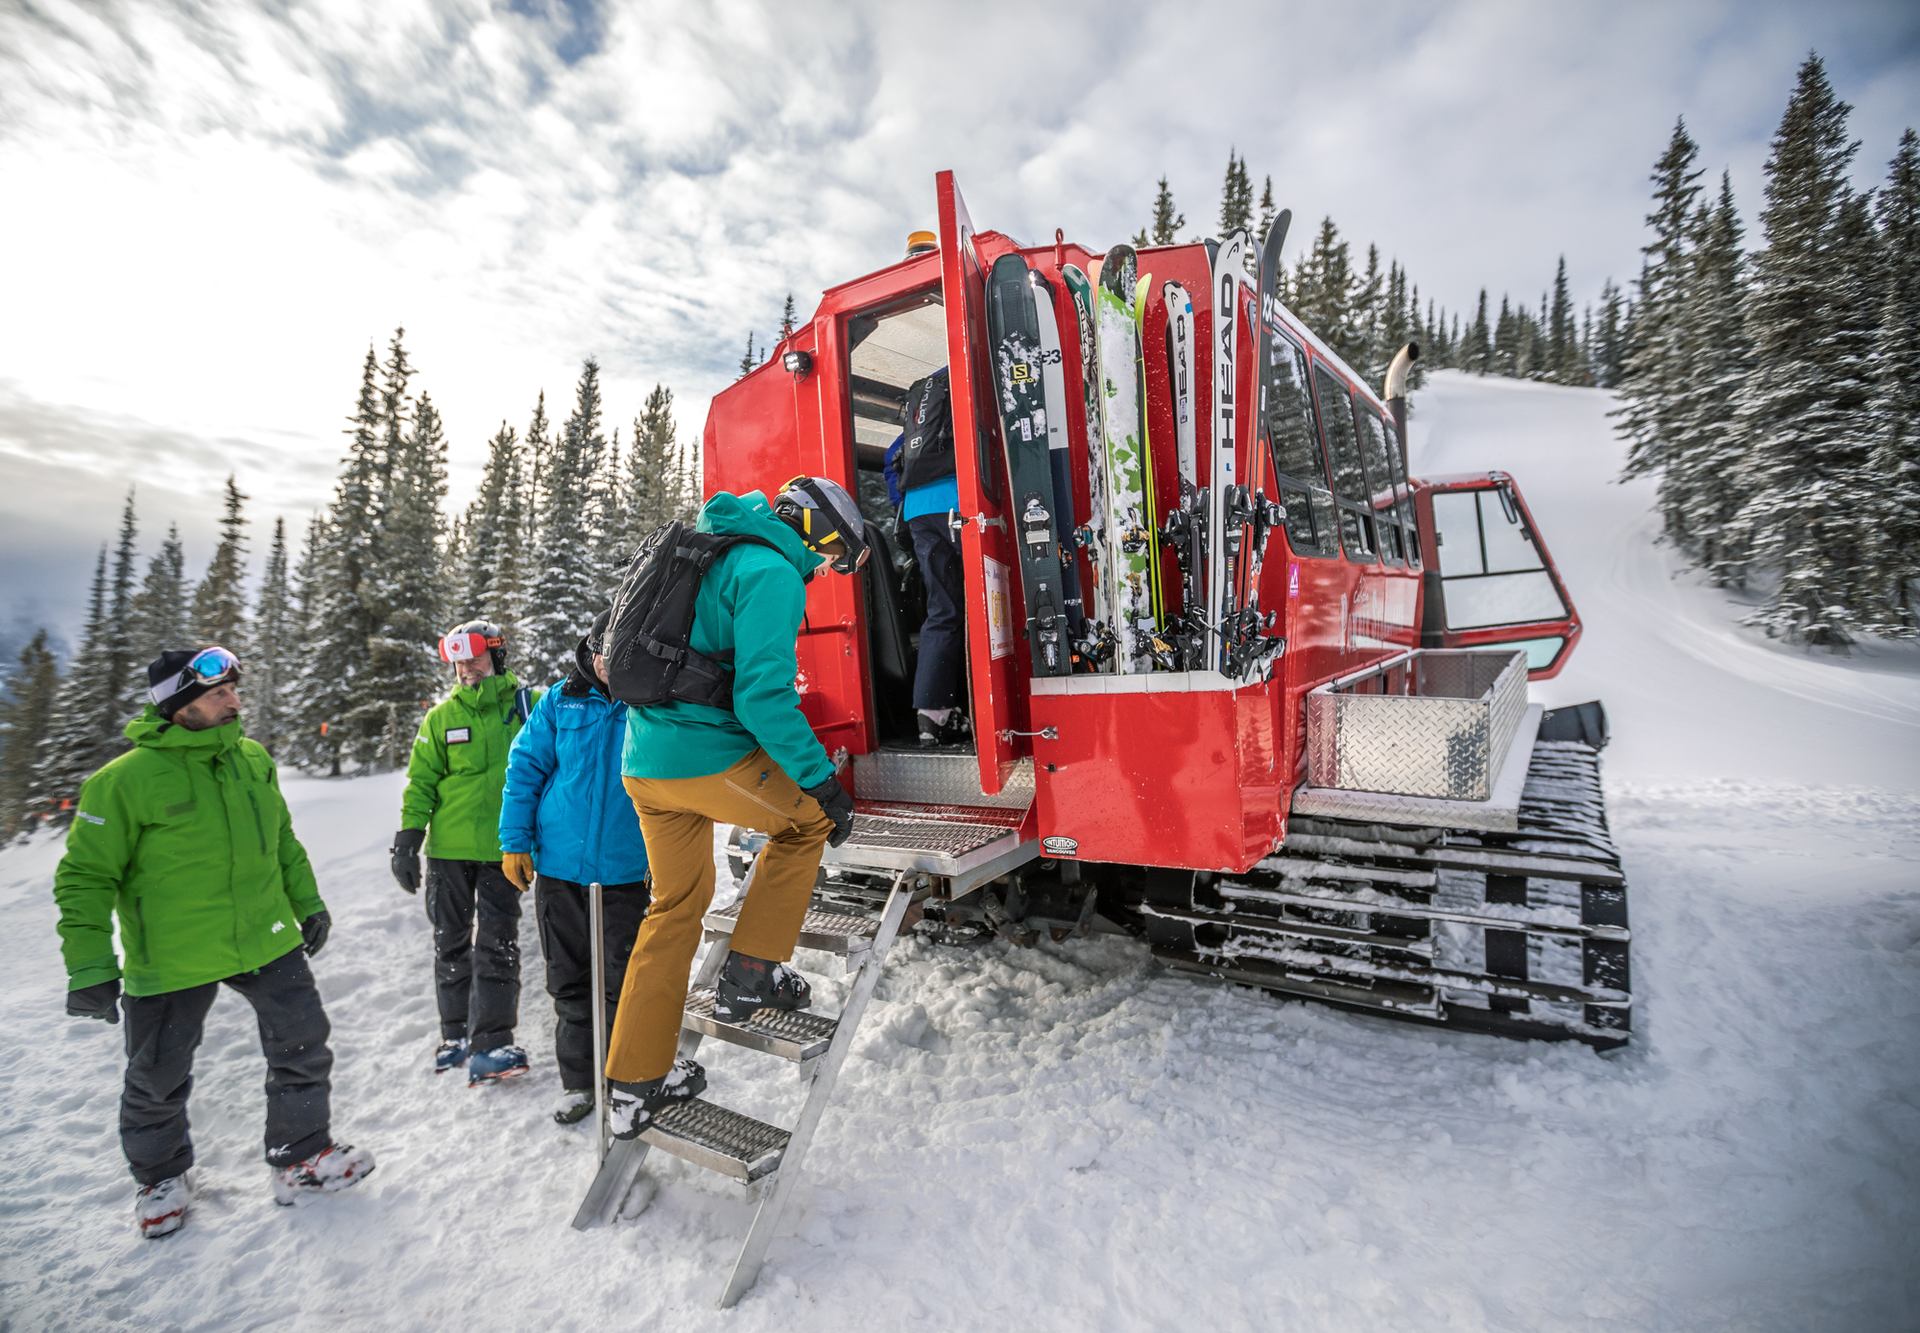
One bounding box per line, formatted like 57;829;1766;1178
884;366;971;748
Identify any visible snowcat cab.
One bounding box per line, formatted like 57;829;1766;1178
701;171;1627;1053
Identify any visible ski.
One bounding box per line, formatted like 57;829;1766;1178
1133;273;1166;638
1226;209;1292;679
1062;264;1110;650
1207;229;1250;673
1029;269;1091;653
1095;245;1154;673
986;253;1073;677
1160;280;1205;669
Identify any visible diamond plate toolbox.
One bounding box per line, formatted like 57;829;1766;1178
1305;650;1528;800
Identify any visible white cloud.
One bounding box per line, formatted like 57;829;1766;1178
0;0;1914;641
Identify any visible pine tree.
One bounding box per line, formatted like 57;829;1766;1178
1353;247;1384;375
1467;290;1492;373
1594;281;1627;387
463;422;523;615
191;476;250;650
1492;296;1517;377
44;548;115;819
1148;176;1185;245
588;426;626;598
284;514;325;768
625;383;684;553
1257;175;1277;246
298;346;386;774
737;332;757;378
1375;262;1410;388
1547;257;1578;382
524;358;612;678
249;518;295;754
1291;217;1361;367
1864;128;1920;634
1728;54;1872;645
1218;150;1253;235
1664;173;1753;581
1615;118;1705;476
127;522;190;715
360;381;448;767
0;629;60;840
779;293;798;341
101;490;141;732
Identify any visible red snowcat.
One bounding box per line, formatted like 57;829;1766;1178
573;172;1630;1304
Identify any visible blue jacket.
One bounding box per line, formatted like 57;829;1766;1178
500;666;650;887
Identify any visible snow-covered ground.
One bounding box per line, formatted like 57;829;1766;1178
2;373;1915;1331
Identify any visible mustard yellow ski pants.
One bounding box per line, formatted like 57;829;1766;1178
604;749;835;1083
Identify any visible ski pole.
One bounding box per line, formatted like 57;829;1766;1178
589;879;609;1163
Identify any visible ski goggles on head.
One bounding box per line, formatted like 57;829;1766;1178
778;475;870;574
148;646;240;705
438;631;502;664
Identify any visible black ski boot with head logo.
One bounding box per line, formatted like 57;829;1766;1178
713;950;812;1022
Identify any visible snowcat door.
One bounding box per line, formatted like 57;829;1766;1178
1421;473;1581;679
937;170;1021;793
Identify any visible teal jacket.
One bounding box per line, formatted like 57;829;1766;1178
622;491;833;788
401;671;533;861
53;709;322;997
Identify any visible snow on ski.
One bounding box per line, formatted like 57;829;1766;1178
1132;271;1166;640
1094;244;1154;674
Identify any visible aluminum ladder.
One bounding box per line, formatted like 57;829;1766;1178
570;863;920;1309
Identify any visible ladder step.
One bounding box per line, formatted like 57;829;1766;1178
703;901;878;955
683;988;838;1062
641;1097;790;1183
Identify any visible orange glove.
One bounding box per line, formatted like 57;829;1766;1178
501;852;534;892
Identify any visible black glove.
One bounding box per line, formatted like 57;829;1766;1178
802;776;855;848
67;979;120;1024
301;909;332;958
390;828;426;894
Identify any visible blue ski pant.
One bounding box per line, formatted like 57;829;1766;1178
909;513;966;711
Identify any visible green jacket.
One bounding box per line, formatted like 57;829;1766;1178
401;671;533;861
53;709;322;997
622;491;833;788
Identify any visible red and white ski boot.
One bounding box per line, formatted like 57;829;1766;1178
271;1142;376;1206
135;1173;191;1239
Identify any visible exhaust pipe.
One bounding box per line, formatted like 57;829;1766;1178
1384;342;1419;468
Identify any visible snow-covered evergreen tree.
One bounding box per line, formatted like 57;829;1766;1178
524;358;611;678
1664;172;1752;581
737;332;757;378
1217;150;1253;236
623;382;684;556
190;476;250;651
127;522;190;714
1615;119;1705;477
1147;176;1185;246
1548;257;1580;382
779;293;798;341
1467;290;1492;373
0;629;59;840
1864;128;1920;635
463;421;523;615
1291;217;1361;368
103;491;140;726
1593;281;1627;388
284;514;325;768
1257;175;1276;247
44;548;115;818
249;517;295;754
1727;54;1872;645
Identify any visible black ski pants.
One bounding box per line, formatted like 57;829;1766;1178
909;511;966;711
425;858;522;1052
120;947;332;1186
534;875;651;1092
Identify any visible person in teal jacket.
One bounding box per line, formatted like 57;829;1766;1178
603;477;863;1137
54;647;374;1238
498;609;651;1125
391;619;536;1084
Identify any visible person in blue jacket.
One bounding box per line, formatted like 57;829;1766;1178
498;610;651;1126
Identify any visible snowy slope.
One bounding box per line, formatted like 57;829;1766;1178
1;375;1916;1332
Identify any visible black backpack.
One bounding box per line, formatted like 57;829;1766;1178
605;521;775;710
897;368;956;491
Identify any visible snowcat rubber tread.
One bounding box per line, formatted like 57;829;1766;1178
683;987;838;1062
1146;736;1631;1050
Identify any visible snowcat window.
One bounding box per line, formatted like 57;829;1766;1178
1264;335;1337;556
1311;367;1375;561
1430;487;1569;629
1354;410;1403;566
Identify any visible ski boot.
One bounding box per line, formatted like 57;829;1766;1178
714;950;812;1021
467;1045;529;1085
552;1089;594;1126
432;1038;469;1074
607;1059;706;1140
135;1173;191;1239
916;709;971;749
272;1142;375;1205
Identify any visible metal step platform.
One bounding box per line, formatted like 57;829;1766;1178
826;805;1036;896
682;987;838;1062
572;867;922;1309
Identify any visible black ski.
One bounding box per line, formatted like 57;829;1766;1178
986;252;1072;677
1226;209;1293;678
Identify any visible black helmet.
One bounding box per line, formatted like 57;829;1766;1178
772;475;870;575
439;619;507;674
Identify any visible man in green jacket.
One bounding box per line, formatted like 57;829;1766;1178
391;618;536;1084
55;647;375;1239
603;476;862;1136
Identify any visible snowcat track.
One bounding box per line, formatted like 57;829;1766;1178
1145;740;1632;1051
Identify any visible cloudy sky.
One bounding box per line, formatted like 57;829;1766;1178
2;0;1916;648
